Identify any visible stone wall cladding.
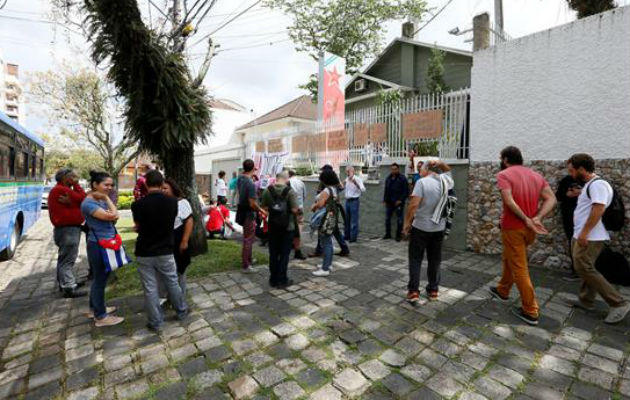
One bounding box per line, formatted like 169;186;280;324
467;159;630;269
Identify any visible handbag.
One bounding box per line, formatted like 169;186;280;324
91;227;132;273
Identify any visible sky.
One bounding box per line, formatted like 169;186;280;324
1;0;628;138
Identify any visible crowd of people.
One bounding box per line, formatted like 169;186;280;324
46;146;628;331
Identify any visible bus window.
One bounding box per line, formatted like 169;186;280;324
9;147;15;177
39;158;44;181
0;144;8;178
30;154;37;179
15;151;26;178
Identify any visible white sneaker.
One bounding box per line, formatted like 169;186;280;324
312;268;330;277
604;302;630;324
316;264;332;272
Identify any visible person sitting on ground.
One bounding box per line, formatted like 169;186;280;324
131;170;188;333
80;171;124;327
206;197;234;239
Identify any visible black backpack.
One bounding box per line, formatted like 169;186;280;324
587;178;626;232
268;186;292;233
596;247;630;286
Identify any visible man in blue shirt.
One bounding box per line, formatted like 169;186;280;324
383;163;409;241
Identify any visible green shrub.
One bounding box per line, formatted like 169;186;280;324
117;195;134;209
294;165;314;176
118;189;133;197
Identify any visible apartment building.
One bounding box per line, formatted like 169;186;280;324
0;53;24;124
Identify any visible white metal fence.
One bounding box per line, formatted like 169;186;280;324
286;88;470;171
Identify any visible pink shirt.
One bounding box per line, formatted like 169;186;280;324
496;165;548;230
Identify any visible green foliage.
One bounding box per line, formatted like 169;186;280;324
118;189;133;197
83;0;211;160
45;149;104;180
106;218;269;299
376;89;403;106
117;195;134;210
567;0;615;18
425;47;449;95
266;0;427;96
294;165;314;176
412;141;439;157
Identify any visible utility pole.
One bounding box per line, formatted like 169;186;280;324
494;0;504;32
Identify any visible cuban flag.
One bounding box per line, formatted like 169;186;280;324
98;234;132;272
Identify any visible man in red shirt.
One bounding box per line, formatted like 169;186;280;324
49;168;88;298
488;146;556;326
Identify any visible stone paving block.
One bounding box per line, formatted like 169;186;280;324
431;338;463;357
359;359;391;380
310;383;343;400
406;386;442;400
140;353;169;374
380;373;414;397
178;356;208;379
66;344;95;363
473;376;511;400
228;375;259;400
416;348;448;369
302;347;327;363
195;335;222;351
273;381;305;400
253;366;287;387
276;358;306;375
67;386;100;400
531;369;573;392
170;343;198;362
66;366;99;391
285;333;310;351
254;330;279;347
66;352;100;374
0;364;28;386
27;366;63;390
394;336;424;356
400;364;432;383
333;368;369;398
115;378;149;400
25;380;61;400
154;381;187;400
577;366;614;390
379;349;406;367
539;354;576;377
192;369;223;390
104;365;137;387
295;368;326;388
587;343;624;362
547;344;582;362
103;354;133;372
522;382;564;400
291;316;316;330
570;380;614;400
272;323;297;338
620;379;630;397
487;365;525;389
460;350;489;371
205;345;232;362
581;353;619;375
426;372;464;398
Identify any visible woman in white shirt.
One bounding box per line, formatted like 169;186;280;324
160;178;193;298
216;171;228;204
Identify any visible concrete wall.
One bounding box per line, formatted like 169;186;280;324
299;160;469;251
470;7;630;162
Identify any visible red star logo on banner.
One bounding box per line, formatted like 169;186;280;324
328;67;340;88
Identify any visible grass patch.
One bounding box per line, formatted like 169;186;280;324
106;218;269;299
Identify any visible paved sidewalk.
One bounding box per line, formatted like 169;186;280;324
1;218;630;399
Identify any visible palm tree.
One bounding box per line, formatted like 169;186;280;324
567;0;616;18
84;0;212;255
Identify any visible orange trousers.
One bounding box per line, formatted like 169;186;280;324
497;228;538;317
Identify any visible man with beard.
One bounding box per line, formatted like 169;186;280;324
567;153;630;324
488;146;556;326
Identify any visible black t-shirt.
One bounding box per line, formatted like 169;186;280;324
238;175;257;220
131;192;178;257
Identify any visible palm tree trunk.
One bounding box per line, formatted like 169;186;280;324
162;143;207;256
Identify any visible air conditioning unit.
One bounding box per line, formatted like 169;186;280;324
354;79;367;92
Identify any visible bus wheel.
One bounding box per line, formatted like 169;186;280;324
0;221;21;261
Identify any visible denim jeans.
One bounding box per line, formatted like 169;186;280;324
320;233;333;271
344;198;360;242
86;241;110;319
158;272;187;298
136;255;188;329
54;226;81;289
385;203;405;238
407;228;444;293
268;230;294;286
315;228;349;254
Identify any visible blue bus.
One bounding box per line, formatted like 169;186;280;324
0;110;45;260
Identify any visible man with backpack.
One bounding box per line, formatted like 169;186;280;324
261;171;299;288
567;153;629;324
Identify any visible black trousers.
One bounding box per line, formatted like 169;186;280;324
268;230;294;286
385;203;405;238
407;228;445;292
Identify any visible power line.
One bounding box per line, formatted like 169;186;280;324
0;0;8;10
190;0;262;47
217;38;291;52
414;0;457;35
0;13;82;35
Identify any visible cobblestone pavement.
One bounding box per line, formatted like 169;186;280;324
2;218;630;399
